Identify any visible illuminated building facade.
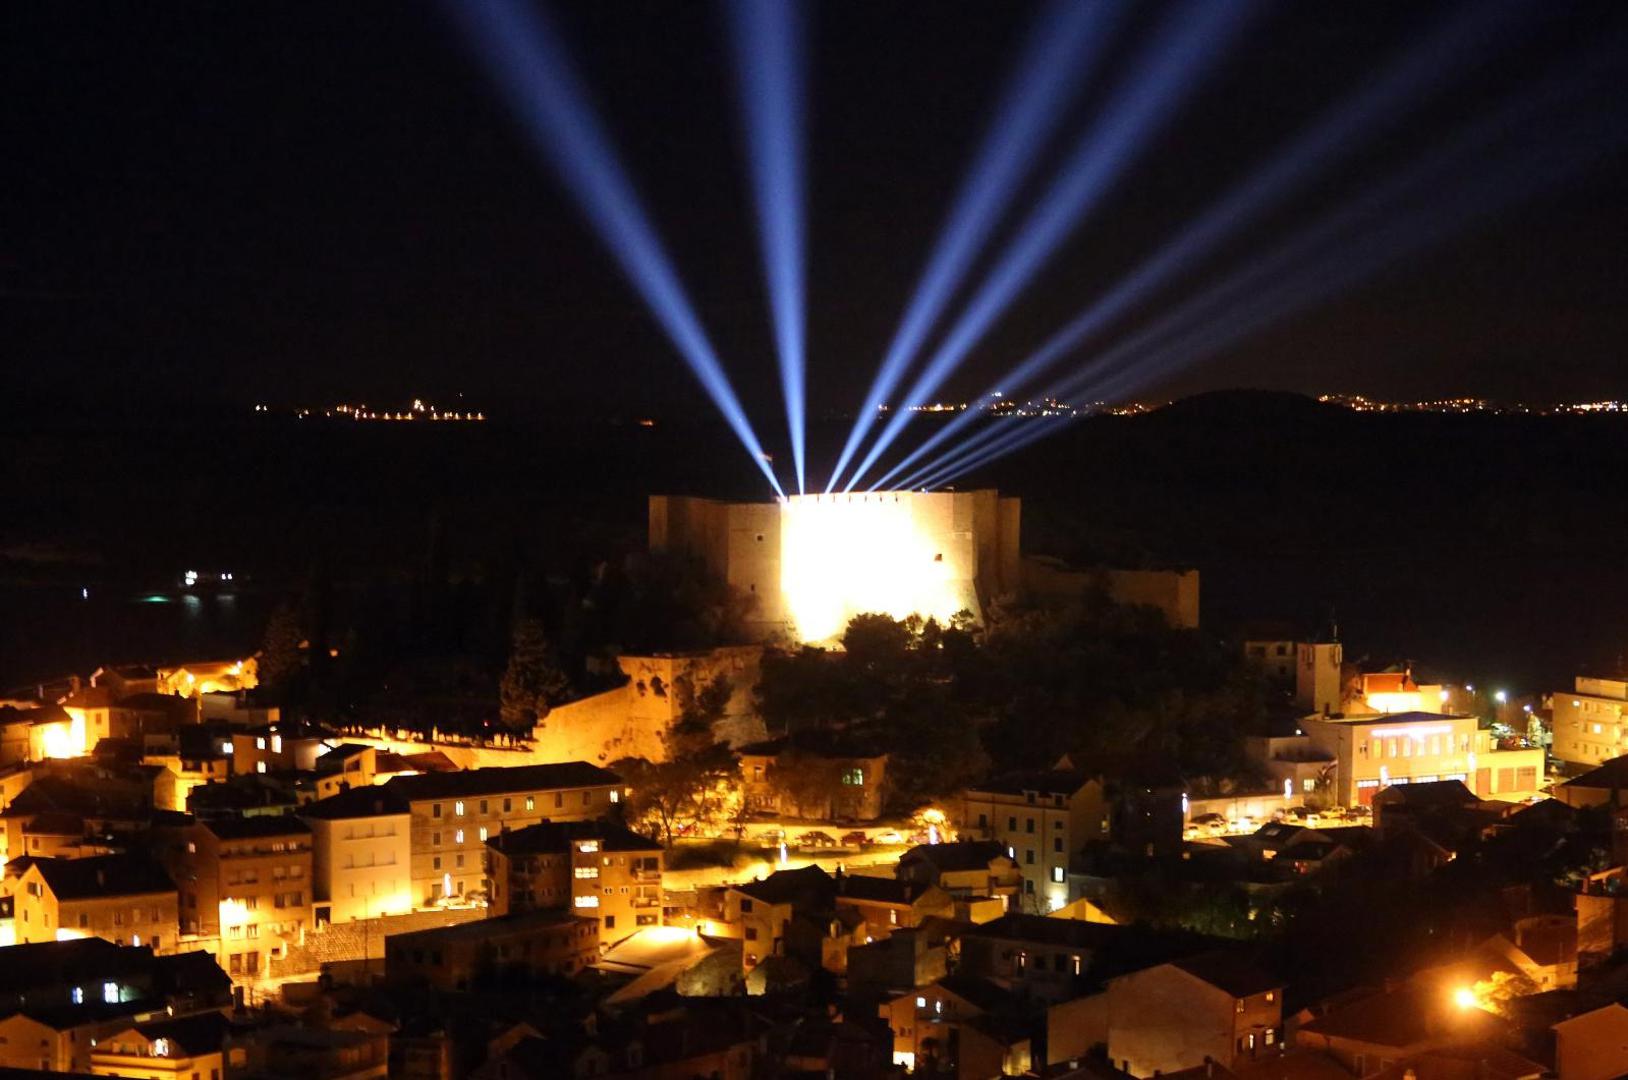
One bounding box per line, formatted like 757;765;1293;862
298;786;412;925
384;908;598;991
957;769;1108;913
1550;675;1628;767
154;814;312;979
649;490;1022;643
483;819;663;945
385;762;624;906
1302;711;1544;806
8;853;178;950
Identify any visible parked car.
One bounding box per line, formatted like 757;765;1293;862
796;830;837;848
1190;812;1227;836
840;830;871;848
873;829;905;845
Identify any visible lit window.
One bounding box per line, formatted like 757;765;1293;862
256;762;266;774
574;867;599;879
270;735;282;754
454;830;464;845
71;987;83;1004
455;801;465;816
1051;866;1065;883
610;790;620;804
574;895;599;908
256;737;266;750
842;768;864;786
577;840;600;853
103;981;119;1004
915;996;926;1008
525;796;535;811
478;827;488;842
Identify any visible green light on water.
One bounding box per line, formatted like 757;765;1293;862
140;595;171;604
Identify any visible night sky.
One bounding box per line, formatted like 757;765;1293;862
5;1;1626;431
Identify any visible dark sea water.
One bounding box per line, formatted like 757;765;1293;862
4;398;1627;694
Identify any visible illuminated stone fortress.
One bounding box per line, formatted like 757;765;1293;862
649;490;1023;643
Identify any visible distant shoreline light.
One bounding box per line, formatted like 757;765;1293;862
251;399;486;422
1320;393;1626;416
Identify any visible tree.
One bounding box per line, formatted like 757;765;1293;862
616;674;740;846
258;602;304;693
615;743;739;847
499;618;570;733
765;749;849;819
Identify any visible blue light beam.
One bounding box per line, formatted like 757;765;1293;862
843;0;1262;492
726;0;809;492
923;98;1627;488
873;0;1536;491
446;0;783;495
824;0;1127;493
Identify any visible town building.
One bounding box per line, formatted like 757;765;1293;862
833;871;954;940
1239;624;1299;687
384;762;624;906
1297;640;1345;717
895;840;1021;913
1300;711;1544;807
738;733;889;821
1104;953;1285;1077
1550;675;1628;767
878;975;1017;1073
89;1011;233;1080
298;785;412;925
229;722;329;777
151;813;312;979
956;766;1108;911
155;659;258;699
9;853;178;950
484;818;663;944
384;908;598;991
1552;1002;1628;1080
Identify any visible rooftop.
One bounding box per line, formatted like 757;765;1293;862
15;853;174;899
899;839;1011;872
1170;950;1284;998
298;785;410;820
965;768;1092;798
487;819;661;856
386;761;622;801
1321;711;1476;728
385;908;590;948
731;865;835;907
203;812;311;840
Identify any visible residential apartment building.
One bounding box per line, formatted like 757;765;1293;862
1104;953;1284;1077
957;766;1107;912
1551;676;1628;767
1303;710;1545;807
385;909;598;991
9;853;178;950
484;819;662;944
153;813;311;979
298;785;412;925
385;762;624;906
89;1011;232;1080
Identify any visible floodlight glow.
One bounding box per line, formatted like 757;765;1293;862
826;0;1126;492
780;493;969;643
446;0;782;495
873;0;1537;491
843;0;1259;491
727;0;809;492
